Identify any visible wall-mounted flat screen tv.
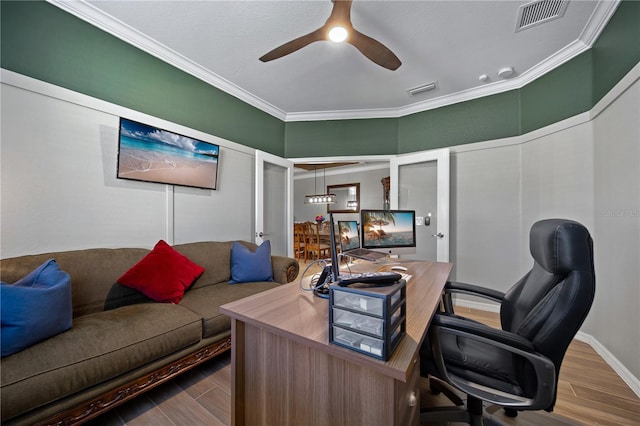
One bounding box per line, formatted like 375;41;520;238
117;118;219;190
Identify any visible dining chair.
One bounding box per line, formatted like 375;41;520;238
303;221;330;260
293;223;307;260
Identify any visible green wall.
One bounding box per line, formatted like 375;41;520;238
284;118;398;157
520;51;594;134
2;1;639;158
398;91;521;153
285;0;640;156
592;0;640;102
0;1;285;156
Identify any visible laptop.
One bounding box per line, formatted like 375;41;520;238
337;220;388;262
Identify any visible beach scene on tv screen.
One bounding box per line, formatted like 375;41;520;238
363;211;414;247
117;118;219;189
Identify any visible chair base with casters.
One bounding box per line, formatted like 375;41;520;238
421;376;516;426
420;219;595;426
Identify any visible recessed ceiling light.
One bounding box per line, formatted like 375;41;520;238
479;74;489;82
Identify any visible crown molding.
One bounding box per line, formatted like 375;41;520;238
48;0;619;123
47;0;288;121
579;0;620;46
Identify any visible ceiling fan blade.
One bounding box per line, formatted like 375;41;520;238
259;0;401;70
348;29;401;71
327;0;353;25
259;29;325;62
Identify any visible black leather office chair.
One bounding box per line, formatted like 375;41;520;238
420;219;595;425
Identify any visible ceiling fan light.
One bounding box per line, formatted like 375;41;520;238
328;26;348;43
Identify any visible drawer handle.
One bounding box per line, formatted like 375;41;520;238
408;392;417;407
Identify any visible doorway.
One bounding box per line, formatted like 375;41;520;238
390;148;450;262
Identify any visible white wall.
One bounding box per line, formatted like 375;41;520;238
293;166;390;223
3;64;639;393
448;65;640;393
1;71;257;258
454;118;595;287
450;143;524;287
592;75;640;386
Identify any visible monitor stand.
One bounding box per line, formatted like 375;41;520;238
313;265;332;299
313;213;341;299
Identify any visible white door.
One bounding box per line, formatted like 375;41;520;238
255;150;294;257
390;148;450;262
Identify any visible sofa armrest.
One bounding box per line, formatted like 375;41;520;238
271;256;299;284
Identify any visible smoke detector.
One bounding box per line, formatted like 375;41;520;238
497;67;515;79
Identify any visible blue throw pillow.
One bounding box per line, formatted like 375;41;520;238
1;259;72;357
229;240;274;284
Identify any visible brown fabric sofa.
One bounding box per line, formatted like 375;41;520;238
0;241;299;426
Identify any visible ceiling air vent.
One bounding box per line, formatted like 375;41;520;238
515;0;569;32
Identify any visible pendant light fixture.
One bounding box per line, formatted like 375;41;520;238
304;166;336;205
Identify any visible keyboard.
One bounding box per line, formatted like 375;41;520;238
337;271;402;286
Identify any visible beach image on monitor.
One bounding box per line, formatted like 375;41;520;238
362;211;415;247
117;118;219;190
338;221;360;251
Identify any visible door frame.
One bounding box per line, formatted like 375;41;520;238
255;150;294;257
390;148;450;262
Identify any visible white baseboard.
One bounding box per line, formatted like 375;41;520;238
454;299;640;398
576;332;640;398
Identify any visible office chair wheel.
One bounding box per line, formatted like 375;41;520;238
504;408;518;417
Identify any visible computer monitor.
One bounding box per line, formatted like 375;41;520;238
337;220;360;252
360;210;416;256
328;213;341;286
311;214;340;299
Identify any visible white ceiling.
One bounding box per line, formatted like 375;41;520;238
53;0;618;122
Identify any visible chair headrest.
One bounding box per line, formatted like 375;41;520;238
529;219;593;274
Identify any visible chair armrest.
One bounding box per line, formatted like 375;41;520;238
429;313;556;410
445;281;505;303
271;256;299;284
432;313;533;352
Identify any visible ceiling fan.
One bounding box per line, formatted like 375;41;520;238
259;0;401;71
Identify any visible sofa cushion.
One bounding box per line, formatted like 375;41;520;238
172;241;233;290
1;259;72;357
0;303;202;422
118;240;205;303
229;240;273;284
103;282;154;311
0;248;151;318
179;281;281;338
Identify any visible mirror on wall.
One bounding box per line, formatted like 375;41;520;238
327;183;360;213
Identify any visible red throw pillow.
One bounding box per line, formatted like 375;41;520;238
117;240;204;303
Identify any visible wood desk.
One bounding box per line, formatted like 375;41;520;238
220;260;452;426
